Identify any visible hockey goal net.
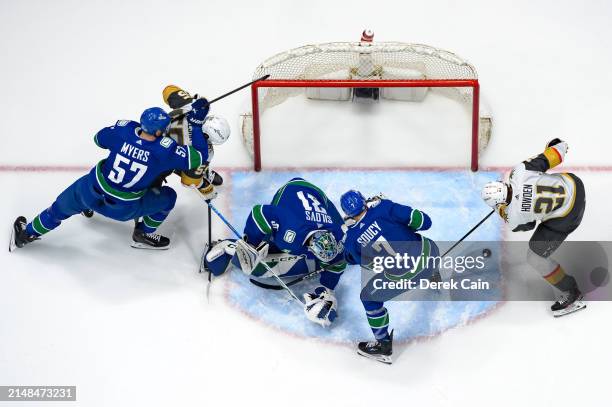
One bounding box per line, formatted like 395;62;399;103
240;36;491;171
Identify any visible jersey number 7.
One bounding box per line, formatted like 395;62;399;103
108;154;148;188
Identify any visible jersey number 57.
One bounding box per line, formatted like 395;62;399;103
108;154;148;188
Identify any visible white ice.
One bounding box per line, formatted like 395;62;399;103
1;1;612;406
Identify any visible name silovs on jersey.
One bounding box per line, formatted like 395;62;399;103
304;210;333;224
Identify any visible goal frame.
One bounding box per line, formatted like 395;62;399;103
250;78;481;172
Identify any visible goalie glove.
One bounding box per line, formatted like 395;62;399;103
234;239;269;276
303;286;338;327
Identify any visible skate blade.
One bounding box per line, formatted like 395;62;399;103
8;225;16;253
553;301;587;318
130;242;169;250
357;349;393;365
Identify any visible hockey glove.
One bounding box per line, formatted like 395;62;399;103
546;138;563;148
235;239;269;276
186;97;210;127
303;286;338;327
198;183;218;201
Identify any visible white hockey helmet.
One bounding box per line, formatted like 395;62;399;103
481;181;509;208
202;115;230;145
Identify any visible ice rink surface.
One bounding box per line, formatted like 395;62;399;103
1;0;612;406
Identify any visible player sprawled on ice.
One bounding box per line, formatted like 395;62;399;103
203;178;347;327
9;103;212;251
481;139;586;317
161;85;229;201
340;191;439;364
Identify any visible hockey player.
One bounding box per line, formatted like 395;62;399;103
10;103;211;251
203;178;347;327
481;139;586;317
161;85;229;200
340;191;439;364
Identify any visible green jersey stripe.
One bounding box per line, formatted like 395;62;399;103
368;313;390;329
188;146;203;169
95;161;146;201
94;132;102;148
32;216;51;235
409;209;424;230
323;261;347;273
143;216;163;228
251;205;272;234
272;179;328;206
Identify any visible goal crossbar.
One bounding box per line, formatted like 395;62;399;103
250;78;481;172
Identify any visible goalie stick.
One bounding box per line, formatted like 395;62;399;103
169;74;270;119
249;267;323;290
191;189;304;306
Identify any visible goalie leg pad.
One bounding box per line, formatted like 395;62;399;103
235;239;269;276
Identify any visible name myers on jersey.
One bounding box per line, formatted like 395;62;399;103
521;184;533;212
120;142;150;162
305;210;333;224
357;221;382;247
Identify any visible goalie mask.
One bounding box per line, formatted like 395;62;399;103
481;181;510;208
202;115;230;145
307;230;338;263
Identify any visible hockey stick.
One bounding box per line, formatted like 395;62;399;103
169;74;270;119
440;209;495;257
249;268;323;290
191;190;304;305
207;204;212;282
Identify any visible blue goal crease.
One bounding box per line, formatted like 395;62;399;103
226;169;504;343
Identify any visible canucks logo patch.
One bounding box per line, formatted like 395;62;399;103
160;137;173;148
283;230;296;243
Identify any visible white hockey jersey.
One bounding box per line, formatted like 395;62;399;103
498;142;576;231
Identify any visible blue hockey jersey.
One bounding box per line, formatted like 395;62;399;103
344;198;433;278
90;120;208;201
244;178;346;289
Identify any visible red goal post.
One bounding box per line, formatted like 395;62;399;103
240;40;491;171
250;78;480;171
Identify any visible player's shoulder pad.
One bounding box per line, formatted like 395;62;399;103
158;136;176;149
509;163;529;181
114;119;139;129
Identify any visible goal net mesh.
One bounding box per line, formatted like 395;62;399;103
241;41;491;164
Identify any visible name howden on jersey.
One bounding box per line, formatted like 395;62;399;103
522;184;533;212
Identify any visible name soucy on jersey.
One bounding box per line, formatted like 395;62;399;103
344;198;432;268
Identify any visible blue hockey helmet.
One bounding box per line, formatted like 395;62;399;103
308;230;338;263
340;190;366;218
140;107;171;136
